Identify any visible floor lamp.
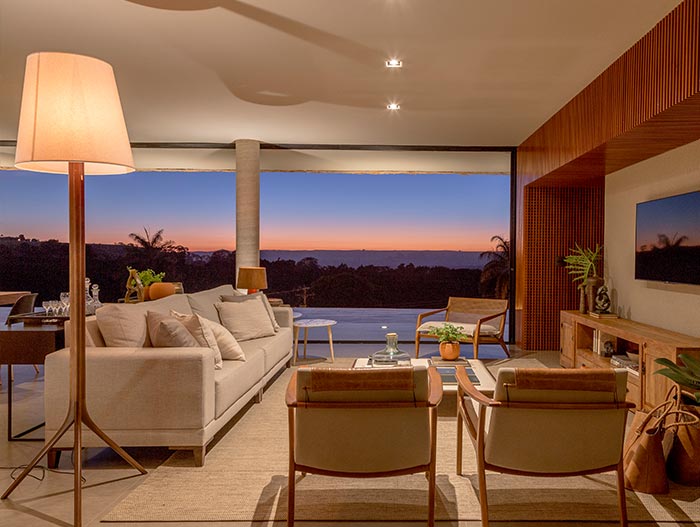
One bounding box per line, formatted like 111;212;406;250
1;52;147;526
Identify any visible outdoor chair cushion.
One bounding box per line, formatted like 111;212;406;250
416;320;500;337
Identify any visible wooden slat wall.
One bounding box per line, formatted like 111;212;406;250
523;184;604;351
515;0;700;350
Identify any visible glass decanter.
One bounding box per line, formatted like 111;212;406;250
85;277;95;315
91;284;103;311
372;332;411;366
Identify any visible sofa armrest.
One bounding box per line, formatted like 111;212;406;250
272;306;293;328
45;346;216;431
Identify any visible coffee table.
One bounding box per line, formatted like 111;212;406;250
293;318;337;365
351;357;495;394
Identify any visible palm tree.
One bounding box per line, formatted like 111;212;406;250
128;228;186;255
479;235;510;299
655;232;688;249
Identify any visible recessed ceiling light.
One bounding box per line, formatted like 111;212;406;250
387;103;400;110
385;58;402;68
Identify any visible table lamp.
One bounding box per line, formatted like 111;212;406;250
237;266;268;294
1;52;147;526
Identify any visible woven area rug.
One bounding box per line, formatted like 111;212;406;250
103;358;700;523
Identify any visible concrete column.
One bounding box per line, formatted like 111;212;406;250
235;139;260;279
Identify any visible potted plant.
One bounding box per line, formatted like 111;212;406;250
431;323;467;361
563;244;603;313
128;267;167;301
654;354;700;485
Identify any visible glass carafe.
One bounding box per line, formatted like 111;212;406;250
372;332;411;366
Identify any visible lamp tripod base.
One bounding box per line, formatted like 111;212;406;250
1;402;146;521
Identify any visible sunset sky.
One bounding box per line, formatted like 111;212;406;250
0;170;510;252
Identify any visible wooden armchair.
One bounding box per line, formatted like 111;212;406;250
415;297;508;358
456;366;634;527
286;366;443;527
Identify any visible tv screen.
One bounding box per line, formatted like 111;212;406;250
635;190;700;285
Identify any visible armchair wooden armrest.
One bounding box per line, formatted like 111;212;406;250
286;371;299;407
416;307;447;328
427;367;444;407
456;366;501;408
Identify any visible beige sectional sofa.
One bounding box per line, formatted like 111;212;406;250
44;285;293;466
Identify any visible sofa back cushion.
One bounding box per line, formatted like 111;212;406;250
187;284;239;322
215;297;276;341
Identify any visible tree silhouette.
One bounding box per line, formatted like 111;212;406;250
479;235;510;299
128;228;187;255
655;232;688;249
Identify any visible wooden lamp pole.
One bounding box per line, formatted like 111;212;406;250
1;53;147;527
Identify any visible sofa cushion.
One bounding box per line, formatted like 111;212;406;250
97;303;151;348
239;327;293;373
221;292;280;331
186;284;238;322
215;297;276;341
147;311;199;348
199;316;245;361
214;347;265;418
171;311;223;369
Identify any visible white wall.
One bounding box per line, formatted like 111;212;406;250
605;138;700;337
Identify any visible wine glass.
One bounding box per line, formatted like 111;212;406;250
60;292;70;316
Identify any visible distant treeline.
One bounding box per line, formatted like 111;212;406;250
0;238;485;308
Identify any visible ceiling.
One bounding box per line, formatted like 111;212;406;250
0;0;681;166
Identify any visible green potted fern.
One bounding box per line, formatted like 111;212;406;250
563;244;603;313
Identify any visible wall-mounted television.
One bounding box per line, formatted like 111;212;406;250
635;190;700;285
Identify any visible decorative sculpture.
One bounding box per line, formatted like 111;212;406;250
124;268;144;303
594;285;612;314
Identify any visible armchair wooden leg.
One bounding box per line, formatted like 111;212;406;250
616;460;629;527
33;364;40;374
498;338;510;357
456;408;463;476
288;466;295;526
473;341;479;360
477;458;489;527
415;333;421;358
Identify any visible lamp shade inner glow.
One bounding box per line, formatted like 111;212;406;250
15;52;134;175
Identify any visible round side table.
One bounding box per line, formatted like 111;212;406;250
293;318;337;364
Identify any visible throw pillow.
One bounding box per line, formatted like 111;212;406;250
215;297;276;341
199;316;246;361
171;310;223;369
220;292;280;331
97;303;150;347
146;311;198;348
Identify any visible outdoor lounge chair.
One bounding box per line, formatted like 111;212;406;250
286;365;442;527
415;297;508;359
456;366;633;527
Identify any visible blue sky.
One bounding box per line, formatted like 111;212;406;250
0;170;510;251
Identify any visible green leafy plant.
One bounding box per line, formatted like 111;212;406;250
431;323;467;343
563;244;602;289
128;266;165;287
654;354;700;406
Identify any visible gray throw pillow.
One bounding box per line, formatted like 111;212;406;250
146;311;198;348
220;292;280;331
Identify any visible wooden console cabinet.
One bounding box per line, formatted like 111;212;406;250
560;311;700;411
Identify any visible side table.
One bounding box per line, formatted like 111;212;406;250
293;319;336;365
0;323;65;441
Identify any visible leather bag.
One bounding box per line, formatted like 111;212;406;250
623;388;699;494
667;389;700;486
